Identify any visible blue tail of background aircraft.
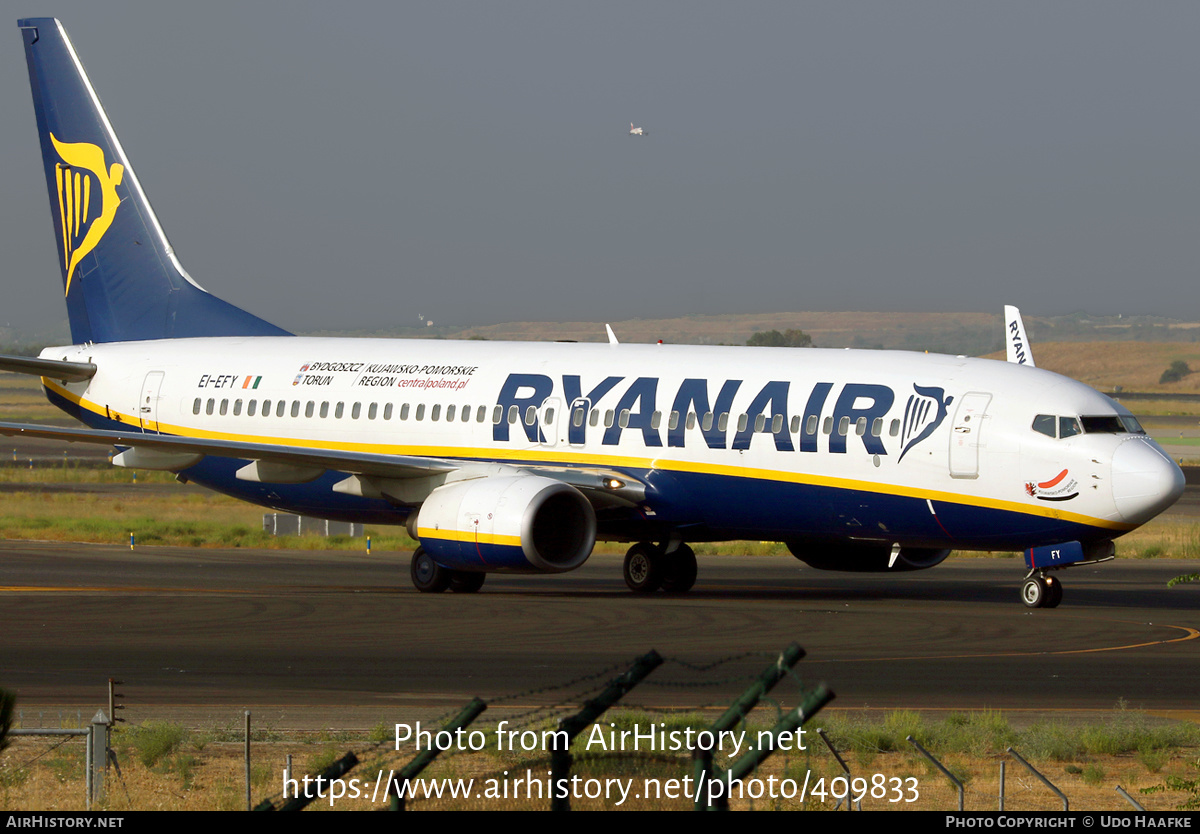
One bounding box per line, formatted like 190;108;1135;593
19;18;290;344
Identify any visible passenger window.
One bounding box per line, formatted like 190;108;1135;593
574;408;586;428
276;400;286;417
525;406;537;426
889;419;899;437
352;402;362;419
871;417;883;437
290;401;300;418
790;415;800;434
445;404;455;421
384;403;393;420
462;406;471;423
248;400;257;417
492;405;502;424
220;399;229;416
305;401;315;418
686;412;697;430
718;413;729;432
206;398;215;416
822;416;832;435
369;403;378;420
807;415;818;435
702;412;713;432
476;405;486;423
233;399;242;416
401;403;410;420
544;407;554;425
320;402;330;418
604;410;615;428
618;409;630;429
416;404;425;421
668;411;679;431
650;411;660;429
855;417;867;436
261;399;271;416
1032;414;1056;438
838;417;850;436
335;402;345;419
193;398;201;415
590;409;600;427
507;405;518;424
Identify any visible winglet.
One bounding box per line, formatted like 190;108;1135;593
605;324;619;345
1003;305;1036;367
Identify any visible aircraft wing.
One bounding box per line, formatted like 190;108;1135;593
0;421;457;480
0;421;646;506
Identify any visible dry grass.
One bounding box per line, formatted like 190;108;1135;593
983;342;1200;394
3;734;1197;812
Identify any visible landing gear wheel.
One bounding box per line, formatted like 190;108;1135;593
623;543;663;593
1021;576;1047;608
660;544;697;593
411;547;450;593
1044;575;1063;608
449;571;486;593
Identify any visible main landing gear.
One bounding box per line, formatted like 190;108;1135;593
410;547;486;594
623;542;697;594
1021;570;1063;609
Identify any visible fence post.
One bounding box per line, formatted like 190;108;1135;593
1007;747;1068;811
815;728;857;810
89;710;108;804
907;735;963;811
552;650;663;811
390;697;487;810
693;643;805;810
707;683;834;810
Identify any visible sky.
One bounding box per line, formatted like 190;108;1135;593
2;2;1199;335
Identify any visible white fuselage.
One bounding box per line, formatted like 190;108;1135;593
39;337;1181;550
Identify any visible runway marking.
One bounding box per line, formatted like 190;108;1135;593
0;586;251;594
805;620;1199;663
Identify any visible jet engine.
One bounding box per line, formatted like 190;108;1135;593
414;475;596;572
786;541;950;572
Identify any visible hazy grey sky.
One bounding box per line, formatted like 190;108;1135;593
3;2;1199;335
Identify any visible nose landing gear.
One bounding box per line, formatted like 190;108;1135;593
1021;571;1063;608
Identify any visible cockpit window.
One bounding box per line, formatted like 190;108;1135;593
1119;415;1145;434
1034;413;1145;439
1032;414;1056;438
1080;415;1125;434
1058;417;1081;438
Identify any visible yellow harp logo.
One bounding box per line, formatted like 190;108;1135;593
50;134;124;297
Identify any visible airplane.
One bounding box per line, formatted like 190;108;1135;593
3;18;1185;606
629;122;647;137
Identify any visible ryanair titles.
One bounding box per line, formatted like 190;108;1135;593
493;373;952;458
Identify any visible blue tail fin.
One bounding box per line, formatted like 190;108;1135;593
19;18;290;344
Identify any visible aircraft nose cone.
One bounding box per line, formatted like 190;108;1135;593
1111;439;1185;524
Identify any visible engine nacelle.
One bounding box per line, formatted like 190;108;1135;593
415;475;596;573
786;541;950;572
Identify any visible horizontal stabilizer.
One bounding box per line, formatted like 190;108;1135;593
0;353;96;381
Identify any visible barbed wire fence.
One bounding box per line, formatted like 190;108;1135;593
251;642;836;811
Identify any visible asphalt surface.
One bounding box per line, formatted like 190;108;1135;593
2;541;1197;728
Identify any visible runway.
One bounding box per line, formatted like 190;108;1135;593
2;540;1198;726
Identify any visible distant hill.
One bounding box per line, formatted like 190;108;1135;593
6;312;1200;369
